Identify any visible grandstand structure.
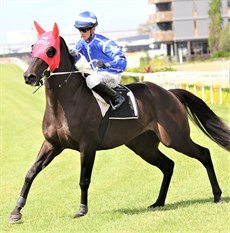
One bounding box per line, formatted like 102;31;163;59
3;28;141;53
1;0;230;66
148;0;230;59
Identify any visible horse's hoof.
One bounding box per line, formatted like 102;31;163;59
214;195;224;204
74;204;88;219
215;199;224;204
74;212;85;218
9;213;22;224
148;202;164;209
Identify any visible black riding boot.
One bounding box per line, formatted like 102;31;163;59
92;82;125;110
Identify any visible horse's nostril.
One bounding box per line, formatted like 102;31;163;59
24;74;37;85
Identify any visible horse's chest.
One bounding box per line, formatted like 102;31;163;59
43;121;74;146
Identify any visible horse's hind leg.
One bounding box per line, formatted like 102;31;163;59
126;131;174;208
172;138;222;203
9;140;62;224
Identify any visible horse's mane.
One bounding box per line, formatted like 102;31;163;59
60;36;76;67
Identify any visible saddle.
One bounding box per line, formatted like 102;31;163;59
92;85;138;120
92;85;139;148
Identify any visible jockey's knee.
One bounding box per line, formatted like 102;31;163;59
86;73;101;89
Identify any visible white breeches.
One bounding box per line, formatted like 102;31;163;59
86;71;122;89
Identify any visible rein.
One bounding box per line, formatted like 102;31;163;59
32;59;97;94
33;68;86;94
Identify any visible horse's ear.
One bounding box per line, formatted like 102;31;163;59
34;21;45;36
52;23;59;39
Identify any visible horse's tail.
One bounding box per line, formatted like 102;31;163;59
170;88;230;152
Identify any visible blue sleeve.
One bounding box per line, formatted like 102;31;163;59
103;41;127;72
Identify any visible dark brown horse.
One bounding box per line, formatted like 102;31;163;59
9;22;230;223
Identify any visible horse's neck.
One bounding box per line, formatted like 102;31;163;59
45;47;81;95
44;39;90;115
45;71;85;105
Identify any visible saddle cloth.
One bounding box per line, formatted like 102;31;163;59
92;85;138;120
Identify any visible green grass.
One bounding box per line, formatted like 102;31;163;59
0;64;230;232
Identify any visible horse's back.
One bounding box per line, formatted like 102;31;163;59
127;81;190;147
127;81;186;114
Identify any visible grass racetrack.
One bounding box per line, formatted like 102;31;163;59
0;64;230;232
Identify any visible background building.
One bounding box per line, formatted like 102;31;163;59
148;0;230;60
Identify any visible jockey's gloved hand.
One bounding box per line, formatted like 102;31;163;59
69;49;78;58
96;60;110;69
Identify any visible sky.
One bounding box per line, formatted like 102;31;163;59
0;0;154;45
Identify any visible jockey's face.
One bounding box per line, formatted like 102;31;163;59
79;27;95;41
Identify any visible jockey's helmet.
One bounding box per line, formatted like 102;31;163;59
74;11;98;29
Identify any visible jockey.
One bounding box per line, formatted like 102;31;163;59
70;11;127;110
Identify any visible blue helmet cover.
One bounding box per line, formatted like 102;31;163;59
74;11;98;29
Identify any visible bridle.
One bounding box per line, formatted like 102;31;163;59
33;59;98;94
33;66;86;94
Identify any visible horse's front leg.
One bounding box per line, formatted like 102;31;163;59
74;149;96;218
9;140;62;224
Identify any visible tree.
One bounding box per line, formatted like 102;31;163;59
137;21;152;34
219;23;230;52
208;0;222;54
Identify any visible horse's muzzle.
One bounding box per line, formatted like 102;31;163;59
24;73;38;86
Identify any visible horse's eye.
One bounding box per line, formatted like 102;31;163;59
46;47;56;58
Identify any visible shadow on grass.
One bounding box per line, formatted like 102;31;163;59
112;196;230;215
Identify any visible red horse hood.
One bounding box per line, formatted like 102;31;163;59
32;21;60;72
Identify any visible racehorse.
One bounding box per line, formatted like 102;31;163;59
9;22;230;223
